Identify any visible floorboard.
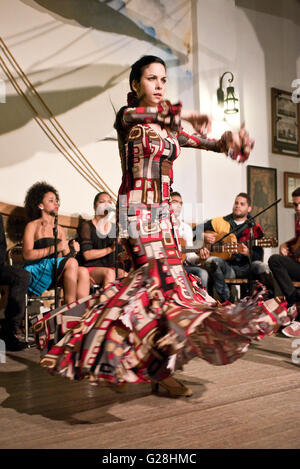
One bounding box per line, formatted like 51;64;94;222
0;333;300;450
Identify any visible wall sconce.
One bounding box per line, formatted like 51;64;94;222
217;71;239;114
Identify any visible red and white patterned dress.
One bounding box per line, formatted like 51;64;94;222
32;102;292;386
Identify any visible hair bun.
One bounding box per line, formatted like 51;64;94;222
127;91;138;107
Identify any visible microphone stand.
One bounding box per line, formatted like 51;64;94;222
115;222;119;281
52;212;59;308
247;218;255;296
114;205;119;281
211;198;281;295
105;206;118;280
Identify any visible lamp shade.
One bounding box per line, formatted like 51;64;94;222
224;86;239;114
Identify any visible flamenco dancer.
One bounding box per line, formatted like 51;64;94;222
32;56;293;397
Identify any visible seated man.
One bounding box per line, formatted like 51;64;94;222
199;192;268;302
268;187;300;337
0;214;30;350
170;191;208;288
77;192;127;289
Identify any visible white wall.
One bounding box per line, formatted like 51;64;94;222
0;0;124;219
195;0;300;258
197;0;245;220
0;0;196;219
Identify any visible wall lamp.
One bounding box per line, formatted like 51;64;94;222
217;71;239;114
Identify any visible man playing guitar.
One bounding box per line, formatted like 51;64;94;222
198;192;269;302
268;187;300;337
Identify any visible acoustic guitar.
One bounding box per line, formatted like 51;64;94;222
180;231;277;263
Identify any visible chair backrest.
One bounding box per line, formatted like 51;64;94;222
0;245;23;312
7;244;24;267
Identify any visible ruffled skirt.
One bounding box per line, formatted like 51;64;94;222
32;277;290;384
31;215;293;386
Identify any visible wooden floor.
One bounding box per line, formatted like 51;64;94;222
0;333;300;450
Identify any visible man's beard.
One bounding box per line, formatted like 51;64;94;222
233;212;246;219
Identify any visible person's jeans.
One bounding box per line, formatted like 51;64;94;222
205;256;267;302
0;265;31;334
268;254;300;305
184;264;208;288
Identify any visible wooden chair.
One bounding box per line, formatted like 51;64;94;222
223;277;249;301
224;278;249;286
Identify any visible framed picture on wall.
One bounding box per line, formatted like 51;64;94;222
271;87;300;157
284;171;300;208
247;165;278;242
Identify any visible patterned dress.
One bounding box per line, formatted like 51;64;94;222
32;102;293;386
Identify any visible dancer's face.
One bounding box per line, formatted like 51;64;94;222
39;191;59;214
293;196;300;217
232;196;251;219
133;62;167;106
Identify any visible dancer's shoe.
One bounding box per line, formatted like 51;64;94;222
151;376;193;397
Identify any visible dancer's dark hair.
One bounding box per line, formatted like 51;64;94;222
114;55;166;134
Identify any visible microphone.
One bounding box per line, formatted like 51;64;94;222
104;205;115;214
96;203;116;222
50;210;58;224
104;206;116;220
96;203;115;216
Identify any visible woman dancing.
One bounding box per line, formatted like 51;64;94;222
33;56;293;397
23;181;90;304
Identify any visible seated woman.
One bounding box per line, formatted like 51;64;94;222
77;191;128;289
22;181;90;304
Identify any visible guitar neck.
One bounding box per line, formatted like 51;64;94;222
182;247;202;254
234;237;277;248
182;237;277;254
183;243;230;254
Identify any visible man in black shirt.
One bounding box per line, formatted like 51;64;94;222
0;214;30;350
268;187;300;337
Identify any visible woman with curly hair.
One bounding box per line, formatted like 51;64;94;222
22;181;90;304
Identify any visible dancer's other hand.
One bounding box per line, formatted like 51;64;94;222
220;123;254;162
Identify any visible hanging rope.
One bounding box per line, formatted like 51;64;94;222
0;37;117;202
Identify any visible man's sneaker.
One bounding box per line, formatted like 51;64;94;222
281;321;300;338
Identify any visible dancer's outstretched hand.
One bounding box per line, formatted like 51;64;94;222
181;110;212;136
